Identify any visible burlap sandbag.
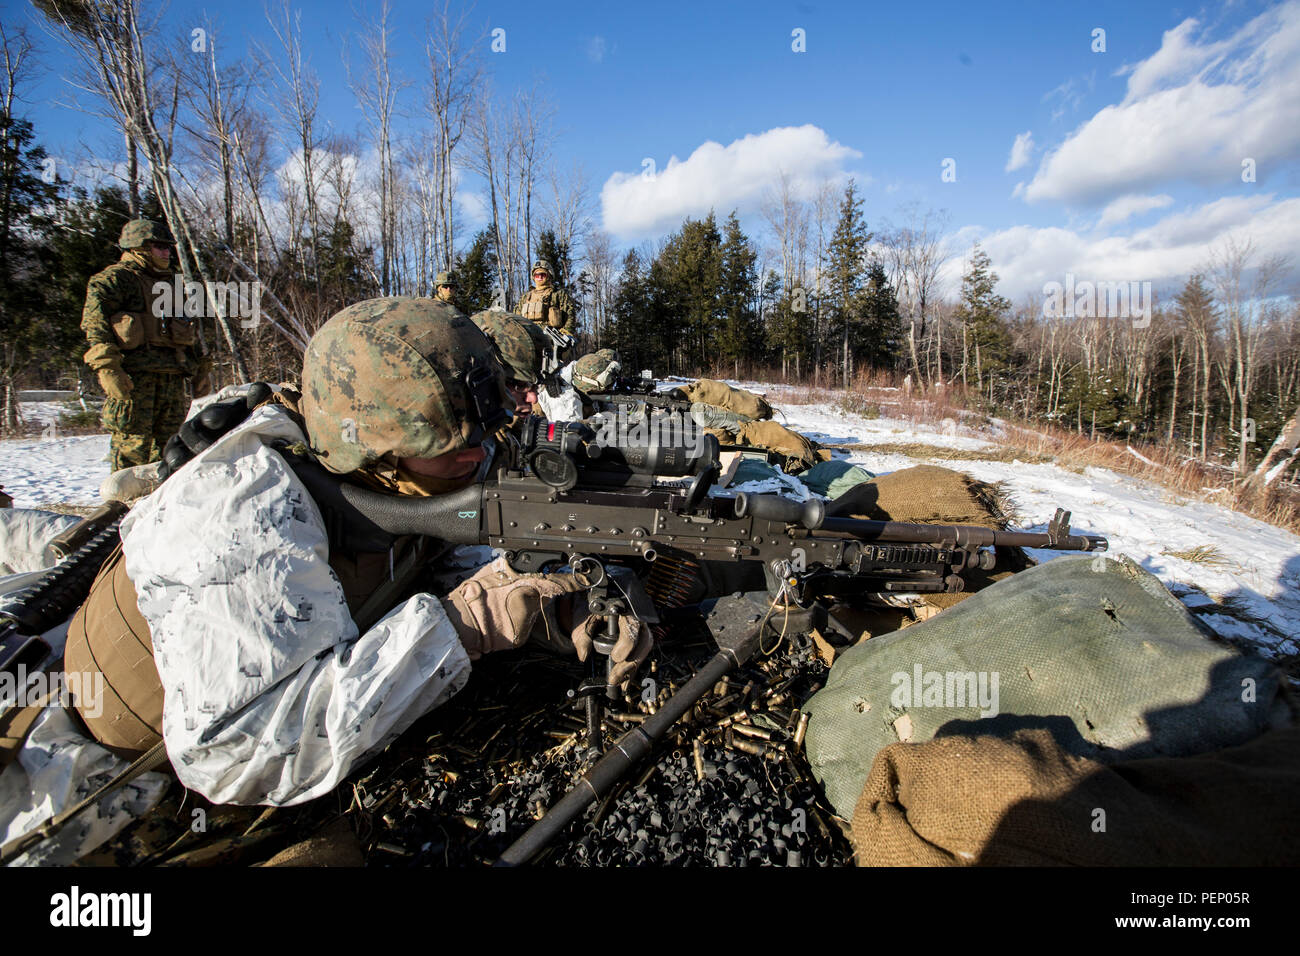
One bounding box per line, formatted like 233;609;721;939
829;464;1024;608
702;420;823;473
680;379;772;420
852;725;1300;865
829;464;1005;526
803;553;1291;819
733;420;819;472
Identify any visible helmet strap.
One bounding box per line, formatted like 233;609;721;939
463;356;510;445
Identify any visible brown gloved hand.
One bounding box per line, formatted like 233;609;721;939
571;605;654;687
97;366;133;401
442;556;587;660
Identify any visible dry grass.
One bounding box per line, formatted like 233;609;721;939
1161;545;1231;567
827;441;1056;465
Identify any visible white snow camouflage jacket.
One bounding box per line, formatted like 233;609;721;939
120;404;472;806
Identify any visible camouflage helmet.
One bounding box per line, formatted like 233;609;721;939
571;348;621;392
301;297;511;475
435;270;456;287
118;219;176;249
471;310;546;384
531;259;554;279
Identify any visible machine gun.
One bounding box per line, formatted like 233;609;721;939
291;413;1106;711
288;415;1107;861
294;413;1106;602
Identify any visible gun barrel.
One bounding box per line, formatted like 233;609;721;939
822;516;1107;552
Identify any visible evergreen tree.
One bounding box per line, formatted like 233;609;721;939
858;257;903;370
717;212;760;375
823;179;872;387
610;249;658;373
455;228;498;314
315;219;379;307
657;213;723;369
952;241;1011;395
1057;367;1138;439
0;111;61;408
534;229;573;289
39;185;158;384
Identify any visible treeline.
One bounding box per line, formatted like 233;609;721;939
0;5;1296;483
602;182;904;385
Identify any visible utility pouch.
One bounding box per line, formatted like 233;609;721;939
110;312;146;350
142;310;197;348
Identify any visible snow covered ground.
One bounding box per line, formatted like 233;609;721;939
773;399;1300;665
3;391;1297;664
1;432;110;509
2;399;110;508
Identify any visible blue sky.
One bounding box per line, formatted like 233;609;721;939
6;0;1298;299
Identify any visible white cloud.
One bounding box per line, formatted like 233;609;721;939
587;36;607;63
1005;131;1034;172
1024;3;1300;204
599;125;862;238
1096;193;1174;227
941;193;1300;302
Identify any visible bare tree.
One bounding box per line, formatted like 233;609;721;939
348;0;406;294
760;170;808;296
1207;235;1289;471
513;87;552;276
583;228;616;346
466;80;518;305
882;203;949;388
175;20;259;249
36;0;251;377
467;83;552;308
424;1;481;272
544;161;593;264
261;0;324;294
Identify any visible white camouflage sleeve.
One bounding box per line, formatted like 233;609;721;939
120;406;471;806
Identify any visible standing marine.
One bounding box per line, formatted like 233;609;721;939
80;219;210;471
517;259;577;333
435;270;458;306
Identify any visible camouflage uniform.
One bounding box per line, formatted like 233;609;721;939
471;310;546;385
301;297;512;476
81;220;207;471
517;259;577;333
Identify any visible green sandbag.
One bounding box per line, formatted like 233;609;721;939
803;554;1291;819
799;459;875;499
689;402;750;430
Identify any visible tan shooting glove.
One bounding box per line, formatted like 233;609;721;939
97;366;133;401
442;556;587;660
